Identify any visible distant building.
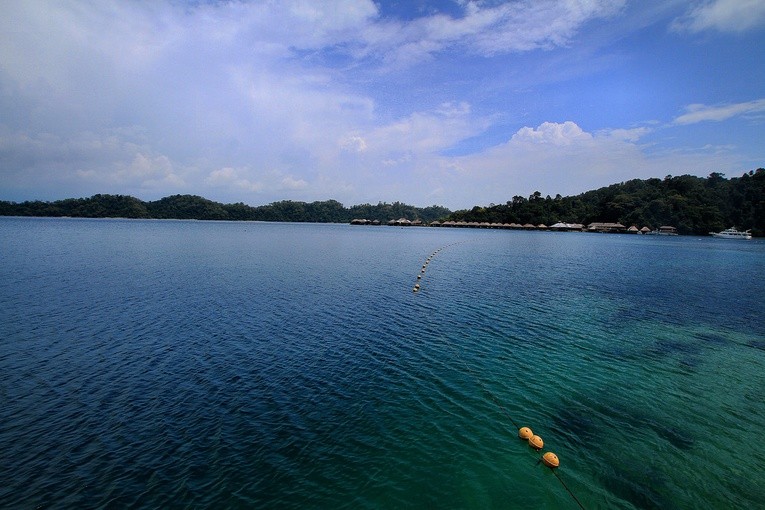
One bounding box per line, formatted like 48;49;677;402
658;225;677;235
587;222;627;233
549;222;584;232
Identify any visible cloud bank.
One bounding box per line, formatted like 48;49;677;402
0;1;761;209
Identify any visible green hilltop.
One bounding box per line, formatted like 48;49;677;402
0;194;450;225
1;168;763;235
447;169;764;236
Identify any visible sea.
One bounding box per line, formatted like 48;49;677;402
1;217;763;509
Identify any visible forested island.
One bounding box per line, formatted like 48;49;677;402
0;194;450;225
445;170;764;236
1;169;763;235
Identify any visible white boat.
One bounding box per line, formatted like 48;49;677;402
711;227;752;240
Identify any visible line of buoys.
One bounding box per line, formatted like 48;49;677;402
413;241;583;507
519;427;559;469
412;241;469;294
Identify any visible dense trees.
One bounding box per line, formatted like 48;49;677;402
1;168;762;234
0;194;450;224
446;169;764;235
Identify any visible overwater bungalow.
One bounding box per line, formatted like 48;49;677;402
658;225;677;235
549;222;584;232
587;222;626;233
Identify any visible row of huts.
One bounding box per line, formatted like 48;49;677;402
350;218;677;234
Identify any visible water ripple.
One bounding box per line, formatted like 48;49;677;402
1;220;764;508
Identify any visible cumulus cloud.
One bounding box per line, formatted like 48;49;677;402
673;99;765;124
672;0;765;33
429;120;743;207
510;121;593;145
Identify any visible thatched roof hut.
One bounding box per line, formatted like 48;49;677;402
588;222;626;233
549;222;583;231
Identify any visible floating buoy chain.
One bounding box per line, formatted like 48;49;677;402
412;243;585;507
430;310;586;507
412;242;469;293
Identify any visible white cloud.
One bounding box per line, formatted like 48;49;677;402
511;121;593;145
206;167;263;192
363;102;486;157
340;136;368;153
397;120;745;208
362;0;626;68
281;176;309;190
597;127;652;142
673;99;765;124
672;0;765;33
0;1;759;210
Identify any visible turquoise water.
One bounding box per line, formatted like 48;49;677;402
1;217;763;509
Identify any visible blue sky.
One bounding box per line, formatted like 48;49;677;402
1;0;763;210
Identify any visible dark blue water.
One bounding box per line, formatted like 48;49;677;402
1;217;764;509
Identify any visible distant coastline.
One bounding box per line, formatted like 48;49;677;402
1;169;763;236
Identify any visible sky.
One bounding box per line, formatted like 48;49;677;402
1;0;764;210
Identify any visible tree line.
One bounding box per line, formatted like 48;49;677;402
1;168;762;235
0;194;451;224
446;169;764;235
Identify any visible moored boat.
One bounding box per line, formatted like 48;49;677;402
710;227;752;240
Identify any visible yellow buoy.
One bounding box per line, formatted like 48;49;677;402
528;435;544;450
518;427;533;440
414;283;420;289
542;452;559;469
413;287;419;292
417;274;422;279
